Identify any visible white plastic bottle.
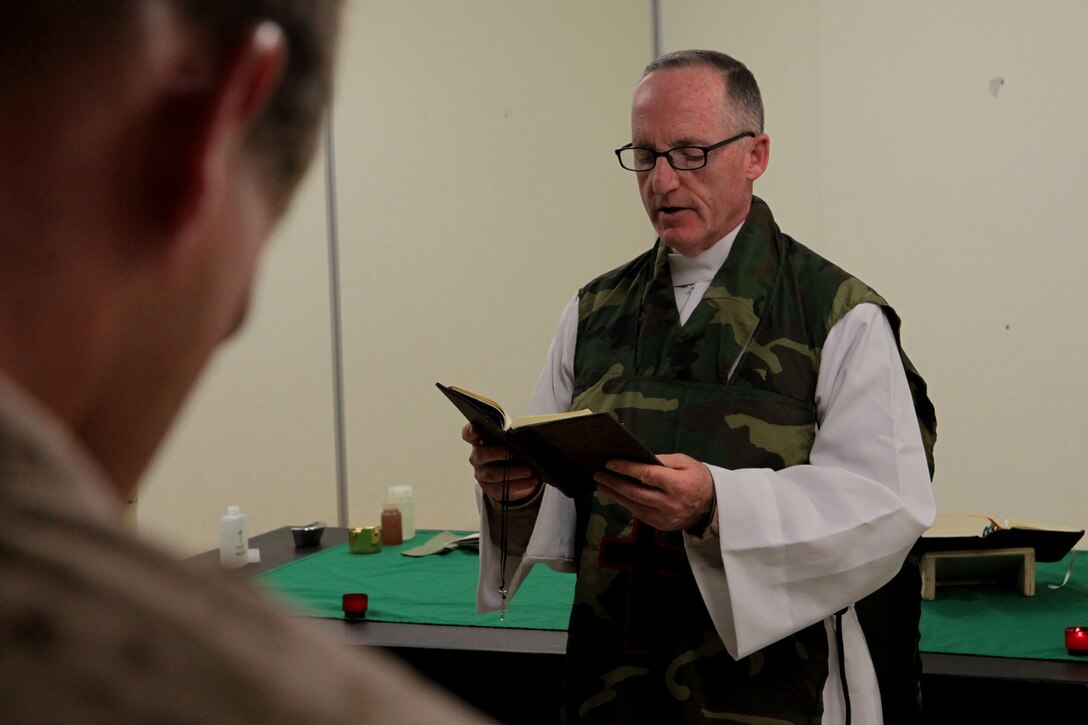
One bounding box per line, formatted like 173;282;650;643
219;505;249;568
388;485;415;541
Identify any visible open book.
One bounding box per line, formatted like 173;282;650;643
437;383;659;499
922;512;1084;562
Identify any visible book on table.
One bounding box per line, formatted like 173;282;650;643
437;383;659;499
921;512;1084;562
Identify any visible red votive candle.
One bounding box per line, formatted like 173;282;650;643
342;593;368;620
1065;626;1088;655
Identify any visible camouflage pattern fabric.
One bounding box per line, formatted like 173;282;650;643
561;197;935;724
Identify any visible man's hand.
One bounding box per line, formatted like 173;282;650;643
594;453;714;532
461;423;541;502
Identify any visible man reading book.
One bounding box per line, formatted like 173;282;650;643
462;50;937;724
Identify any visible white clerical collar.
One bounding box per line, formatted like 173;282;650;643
667;222;744;287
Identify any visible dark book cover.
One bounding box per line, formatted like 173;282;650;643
438;383;659;499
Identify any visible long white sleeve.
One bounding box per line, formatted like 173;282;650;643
682;302;935;724
476;293;934;723
685;303;935;659
475;296;581;612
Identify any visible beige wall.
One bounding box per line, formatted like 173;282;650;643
139;1;652;554
334;0;653;534
661;0;1088;534
139;1;1088;555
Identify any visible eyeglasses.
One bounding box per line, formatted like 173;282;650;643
614;131;755;172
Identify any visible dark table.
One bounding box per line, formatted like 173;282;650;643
195;527;1088;723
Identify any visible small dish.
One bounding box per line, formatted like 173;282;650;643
290;521;326;548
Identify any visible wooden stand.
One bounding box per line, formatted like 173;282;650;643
921;547;1035;600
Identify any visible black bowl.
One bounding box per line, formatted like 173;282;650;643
290;521;326;548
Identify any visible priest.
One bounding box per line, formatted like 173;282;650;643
463;49;936;724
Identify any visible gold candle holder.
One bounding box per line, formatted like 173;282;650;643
348;525;382;554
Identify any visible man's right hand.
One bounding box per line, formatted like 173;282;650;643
461;423;541;502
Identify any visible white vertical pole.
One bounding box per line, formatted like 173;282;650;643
323;110;349;528
650;0;662;60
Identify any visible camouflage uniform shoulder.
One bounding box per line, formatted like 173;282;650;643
576;244;659;318
778;227;936;477
780;235;889;343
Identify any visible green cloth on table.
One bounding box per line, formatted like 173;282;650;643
258;530;574;630
919;553;1087;661
260;532;1088;662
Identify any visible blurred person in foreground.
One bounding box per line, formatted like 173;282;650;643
0;2;484;722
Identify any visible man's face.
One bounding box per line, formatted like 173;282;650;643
630;66;767;257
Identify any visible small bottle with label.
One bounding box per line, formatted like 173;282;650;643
219;505;249;568
388;485;415;541
381;499;403;546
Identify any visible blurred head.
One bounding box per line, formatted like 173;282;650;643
1;0;340;208
629;50;769;256
0;0;343;495
173;0;342;208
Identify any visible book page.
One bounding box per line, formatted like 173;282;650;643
925;512;1083;538
510;408;593;429
924;512;998;538
1005;518;1083;533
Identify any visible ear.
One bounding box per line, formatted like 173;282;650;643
745;133;770;182
146;21;287;237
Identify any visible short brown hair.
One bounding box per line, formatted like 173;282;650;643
176;0;343;203
0;0;343;205
643;49;764;133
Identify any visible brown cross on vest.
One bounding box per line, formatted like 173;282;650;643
598;517;688;655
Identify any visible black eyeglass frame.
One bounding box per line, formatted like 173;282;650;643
614;131;756;172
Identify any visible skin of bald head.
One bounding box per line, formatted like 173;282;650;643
630;59;770;257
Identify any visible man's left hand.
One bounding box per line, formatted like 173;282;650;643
594;453;714;532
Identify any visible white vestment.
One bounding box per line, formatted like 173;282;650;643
476;226;936;724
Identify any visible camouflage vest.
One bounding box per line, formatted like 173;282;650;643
563;198;936;724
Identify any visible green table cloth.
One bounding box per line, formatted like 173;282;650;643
259;530;574;630
919;554;1086;661
260;531;1088;661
